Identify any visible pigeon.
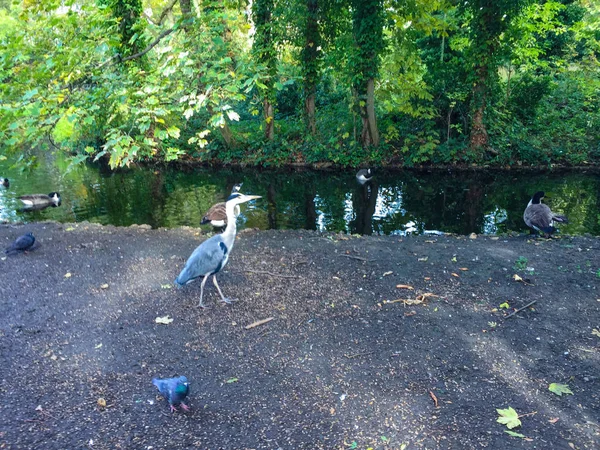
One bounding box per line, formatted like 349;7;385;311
5;232;35;254
152;376;190;412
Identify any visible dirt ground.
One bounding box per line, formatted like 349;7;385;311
0;221;598;450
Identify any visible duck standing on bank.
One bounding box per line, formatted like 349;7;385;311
356;169;373;185
176;192;261;307
201;183;243;228
523;191;568;237
19;192;61;210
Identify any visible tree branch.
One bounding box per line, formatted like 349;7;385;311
121;27;175;63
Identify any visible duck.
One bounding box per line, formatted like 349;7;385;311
523;191;568;237
0;178;9;188
356;168;373;185
19;192;62;210
201;183;243;228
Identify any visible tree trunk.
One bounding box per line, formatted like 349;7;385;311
469;68;488;149
264;98;274;140
305;93;316;135
365;78;379;147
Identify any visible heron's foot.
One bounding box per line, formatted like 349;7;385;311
197;302;209;308
220;297;238;304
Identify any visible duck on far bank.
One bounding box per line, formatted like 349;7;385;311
201;183;243;228
356;169;373;185
0;178;9;188
19;192;61;210
523;191;568;238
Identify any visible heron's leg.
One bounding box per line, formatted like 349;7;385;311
213;276;236;304
198;274;210;308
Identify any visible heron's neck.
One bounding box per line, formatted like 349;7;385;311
222;202;239;247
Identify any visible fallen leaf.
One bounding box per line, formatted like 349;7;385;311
505;430;526;438
100;284;109;289
512;274;533;285
330;407;335;415
459;267;468;271
490;236;500;240
245;317;274;329
424;240;436;243
95;343;103;349
469;233;477;239
418;257;428;262
429;390;439;408
97;398;106;408
382;271;393;277
64;272;72;278
592;329;600;338
451;256;457;263
497;407;521;429
424;277;431;281
160;284;172;289
548;417;559;424
155;315;174;325
225;377;238;383
451;273;460;277
499;302;510;309
404;311;416;317
35;405;43;412
569;443;576;449
65;227;75;232
548;383;573;396
396;284;414;290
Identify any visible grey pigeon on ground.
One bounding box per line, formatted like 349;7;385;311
152;376;190;412
5;232;35;254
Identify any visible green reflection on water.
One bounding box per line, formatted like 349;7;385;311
0;154;598;236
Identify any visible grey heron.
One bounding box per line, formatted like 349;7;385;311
356;169;373;185
523;191;568;237
175;192;261;307
201;183;243;228
19;192;61;210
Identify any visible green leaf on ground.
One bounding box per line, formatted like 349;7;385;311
505;430;527;438
496;407;521;429
549;383;573;396
225;377;238;384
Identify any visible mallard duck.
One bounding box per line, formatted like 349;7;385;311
201;183;243;228
356;168;373;185
0;178;9;188
19;192;61;210
523;191;568;237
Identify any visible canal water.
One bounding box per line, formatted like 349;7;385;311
0;153;598;236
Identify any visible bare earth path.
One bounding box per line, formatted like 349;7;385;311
0;222;598;449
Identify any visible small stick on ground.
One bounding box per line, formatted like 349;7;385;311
429;390;439;408
242;269;299;279
344;351;374;359
504;300;538;320
245;317;274;329
338;254;373;262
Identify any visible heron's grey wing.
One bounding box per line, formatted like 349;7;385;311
176;235;227;284
525;204;552;230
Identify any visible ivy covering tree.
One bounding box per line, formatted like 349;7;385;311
0;0;598;169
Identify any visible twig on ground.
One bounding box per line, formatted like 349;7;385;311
242;269;299;278
344;351;374;359
338;254;372;262
504;300;538;320
429;390;439;408
245;317;274;329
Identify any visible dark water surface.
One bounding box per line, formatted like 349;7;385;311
1;153;598;236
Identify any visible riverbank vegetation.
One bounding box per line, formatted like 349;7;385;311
1;0;599;169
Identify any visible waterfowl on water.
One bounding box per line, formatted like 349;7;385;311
0;178;9;188
356;169;373;185
523;191;568;237
19;192;62;210
201;183;243;228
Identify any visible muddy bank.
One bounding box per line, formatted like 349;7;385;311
0;221;598;449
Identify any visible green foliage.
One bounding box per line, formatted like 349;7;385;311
548;383;573;396
496;407;522;429
0;0;598;169
514;256;528;270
